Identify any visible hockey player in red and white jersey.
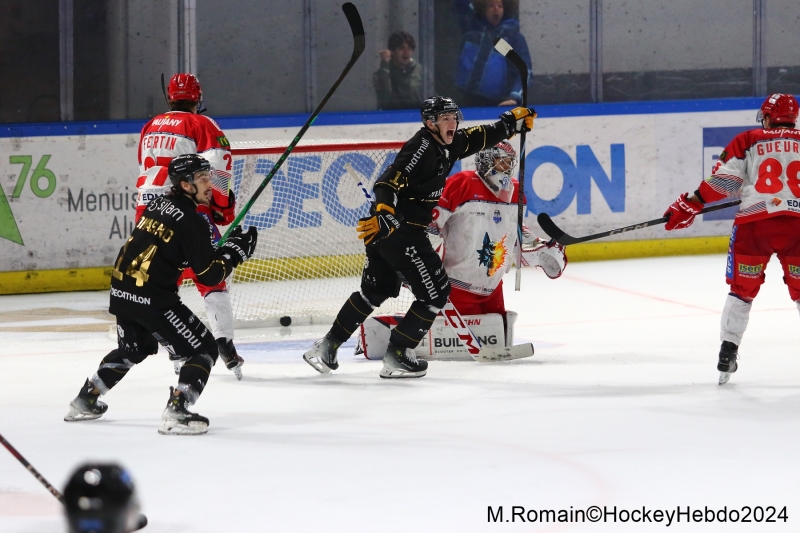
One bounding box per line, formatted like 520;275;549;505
663;93;800;385
433;140;566;317
135;73;244;379
355;141;566;360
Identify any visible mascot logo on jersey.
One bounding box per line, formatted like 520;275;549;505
476;232;507;277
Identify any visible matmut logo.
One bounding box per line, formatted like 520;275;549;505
738;263;764;276
789;265;800;277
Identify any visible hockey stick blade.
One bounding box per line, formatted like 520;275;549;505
473;343;534;362
0;432;148;530
493;38;529;88
219;3;365;245
537;200;742;245
342;2;366;59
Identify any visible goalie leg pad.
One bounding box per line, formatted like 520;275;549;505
357;315;402;360
505;310;518;347
720;293;752;346
357;313;508;361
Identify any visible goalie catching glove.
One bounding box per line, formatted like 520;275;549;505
357;203;402;245
664;192;704;230
500;107;536;137
217;225;258;268
521;238;567;279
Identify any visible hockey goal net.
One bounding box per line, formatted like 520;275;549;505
180;139;418;326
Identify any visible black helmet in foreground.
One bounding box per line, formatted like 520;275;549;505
168;154;211;188
63;463;140;533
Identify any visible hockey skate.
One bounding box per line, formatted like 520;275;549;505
303;334;341;374
217;338;244;380
64;379;108;421
380;343;428;379
718;341;739;385
158;387;209;435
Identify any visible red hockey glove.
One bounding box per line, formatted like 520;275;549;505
664;193;703;231
211;190;236;226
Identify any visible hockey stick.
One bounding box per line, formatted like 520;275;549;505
344;163;534;362
218;2;365;246
159;73;170;109
0;432;148;530
494;37;530;292
537;200;742;245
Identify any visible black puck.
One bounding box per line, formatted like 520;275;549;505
279;316;292;327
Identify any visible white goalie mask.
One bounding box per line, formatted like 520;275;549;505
474;141;517;203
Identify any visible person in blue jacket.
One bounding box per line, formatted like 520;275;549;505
454;0;532;107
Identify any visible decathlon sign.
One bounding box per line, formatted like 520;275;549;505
525;143;626;217
232;150;396;229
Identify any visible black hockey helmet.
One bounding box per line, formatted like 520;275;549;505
421;96;464;124
63;463;140;533
168;154;211;188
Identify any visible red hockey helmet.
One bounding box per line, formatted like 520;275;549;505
167;73;202;103
757;93;798;126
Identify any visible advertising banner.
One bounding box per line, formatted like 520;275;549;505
0;104;759;275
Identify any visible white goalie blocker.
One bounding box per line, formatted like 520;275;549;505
356;310;523;361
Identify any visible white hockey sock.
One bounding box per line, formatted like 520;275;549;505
720;294;751;345
204;290;234;340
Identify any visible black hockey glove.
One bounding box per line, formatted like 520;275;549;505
499;107;536;137
356;203;402;245
218;225;258;268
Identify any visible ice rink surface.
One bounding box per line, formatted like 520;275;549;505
1;254;799;532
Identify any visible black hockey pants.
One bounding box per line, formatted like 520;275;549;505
96;303;219;398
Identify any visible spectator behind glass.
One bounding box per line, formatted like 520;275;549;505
373;31;425;110
453;0;532;107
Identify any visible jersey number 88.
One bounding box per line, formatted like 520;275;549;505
755;157;800;196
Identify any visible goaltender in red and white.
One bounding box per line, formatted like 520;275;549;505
356;141;567;359
135;73;244;379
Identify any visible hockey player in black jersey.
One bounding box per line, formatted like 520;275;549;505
64;154;257;435
303;96;535;378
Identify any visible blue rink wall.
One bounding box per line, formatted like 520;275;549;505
0;97;766;294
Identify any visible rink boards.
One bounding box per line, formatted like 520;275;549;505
0;98;761;293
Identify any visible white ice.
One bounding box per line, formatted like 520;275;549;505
1;254;799;533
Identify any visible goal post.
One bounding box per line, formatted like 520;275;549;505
180;139;418;326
